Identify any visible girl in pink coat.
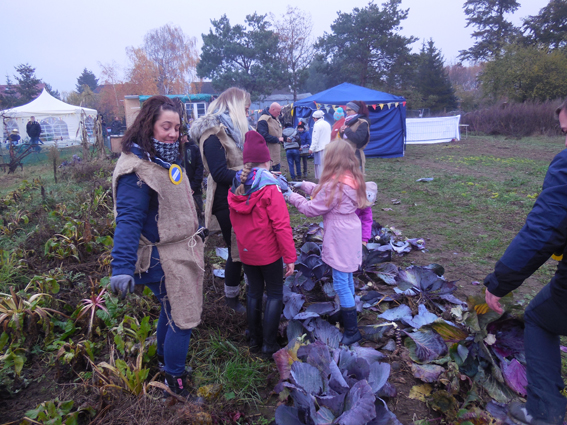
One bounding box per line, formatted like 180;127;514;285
286;140;368;345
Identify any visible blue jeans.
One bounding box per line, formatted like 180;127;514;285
332;269;355;308
146;281;192;376
30;136;41;152
286;149;301;180
523;281;567;424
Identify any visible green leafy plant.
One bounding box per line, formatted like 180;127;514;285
112;315;157;364
91;348;150;396
0;333;26;376
23;397;95;425
25;268;69;294
0;287;66;340
56;339;94;366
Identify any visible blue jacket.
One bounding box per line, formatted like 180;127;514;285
485;149;567;298
111;147;183;285
298;130;311;148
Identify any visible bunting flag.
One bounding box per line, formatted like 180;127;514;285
372;104;377;109
388;103;394;108
402;101;406;107
395;102;399;107
379;103;385;109
316;103;322;109
333;105;339;109
325;105;332;112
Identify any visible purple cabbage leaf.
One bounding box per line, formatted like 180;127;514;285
335;380;377;425
404;328;448;363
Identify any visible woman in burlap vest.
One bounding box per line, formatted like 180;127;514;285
110;96;204;400
190;88;251;313
339;101;371;174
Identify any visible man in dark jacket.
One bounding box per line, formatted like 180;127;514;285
110;116;123;135
484;100;567;425
26;116;42;152
257;103;283;172
182;134;204;228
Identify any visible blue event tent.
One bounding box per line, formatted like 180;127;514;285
293;83;406;158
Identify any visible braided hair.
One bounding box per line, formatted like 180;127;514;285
235;162;264;196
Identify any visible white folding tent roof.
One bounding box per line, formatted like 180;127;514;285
1;89;98;146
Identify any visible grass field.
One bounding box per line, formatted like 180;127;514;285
0;134;565;424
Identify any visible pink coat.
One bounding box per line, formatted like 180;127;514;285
355;207;373;243
288;181;362;273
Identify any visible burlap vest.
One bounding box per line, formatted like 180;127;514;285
112;153;204;329
198;125;243;261
258;114;283;166
343;118;370;175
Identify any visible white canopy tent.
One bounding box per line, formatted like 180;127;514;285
1;89;98;147
406;115;461;144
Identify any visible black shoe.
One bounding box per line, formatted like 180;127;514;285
340;307;362;346
247;296;263;352
157;354;165;372
225;296;246;313
164;372;204;403
261;298;283;359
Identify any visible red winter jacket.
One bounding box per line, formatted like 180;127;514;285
228;182;297;266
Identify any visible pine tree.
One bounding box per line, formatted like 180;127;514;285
415;40;458;112
44;83;61;99
14;64;41;104
76;68;99;93
459;0;521;62
523;0;567;49
0;76;19;108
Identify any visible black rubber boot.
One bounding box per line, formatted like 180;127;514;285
246;296;263;352
164;372;204;403
340;307;362;346
261;298;283;358
225;296;246;313
327;310;344;327
157;354;165;372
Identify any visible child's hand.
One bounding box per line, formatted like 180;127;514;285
284;263;295;277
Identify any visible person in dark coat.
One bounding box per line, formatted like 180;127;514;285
110;96;204;401
110;116;123;135
26;117;42;152
190;87;251;313
484;99;567;425
182;133;205;228
339;101;371;174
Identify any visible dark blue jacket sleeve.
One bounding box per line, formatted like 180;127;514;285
194;145;204;184
203;135;237;186
111;173;151;277
485;149;567;297
257;119;280;144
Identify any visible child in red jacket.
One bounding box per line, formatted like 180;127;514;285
228;131;297;358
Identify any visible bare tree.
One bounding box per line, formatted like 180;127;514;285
128;24;199;95
271;6;315;101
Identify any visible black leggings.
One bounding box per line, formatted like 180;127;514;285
214;208;242;287
244;258;283;300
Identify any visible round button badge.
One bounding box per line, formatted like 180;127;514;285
169;164;183;185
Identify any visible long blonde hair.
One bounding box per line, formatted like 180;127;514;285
312;141;367;208
207;87;251;142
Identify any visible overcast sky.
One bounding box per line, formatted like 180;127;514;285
1;0;545;94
